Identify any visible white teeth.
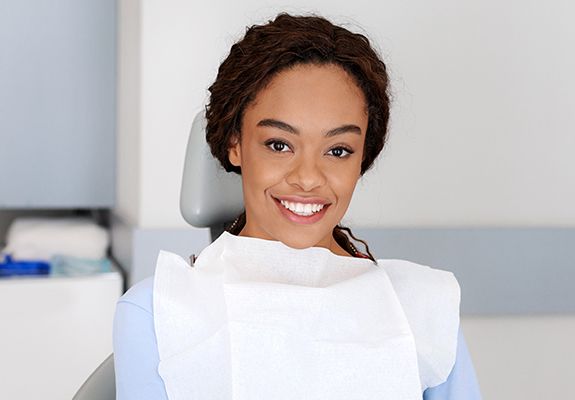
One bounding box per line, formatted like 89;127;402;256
279;200;325;216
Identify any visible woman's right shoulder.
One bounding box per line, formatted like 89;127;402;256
117;275;155;315
113;276;170;399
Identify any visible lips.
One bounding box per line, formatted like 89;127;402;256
272;195;331;205
272;195;331;225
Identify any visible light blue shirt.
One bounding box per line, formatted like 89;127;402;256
113;277;482;399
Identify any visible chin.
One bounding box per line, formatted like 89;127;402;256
274;228;330;250
281;240;314;250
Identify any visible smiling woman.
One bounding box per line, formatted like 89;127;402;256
113;12;481;400
206;14;391;260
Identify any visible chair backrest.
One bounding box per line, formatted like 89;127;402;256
72;354;115;400
75;112;241;399
180;110;244;235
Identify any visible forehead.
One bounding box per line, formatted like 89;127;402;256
244;63;368;130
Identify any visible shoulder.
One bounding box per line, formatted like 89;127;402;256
113;276;169;399
378;259;461;390
379;258;461;312
117;276;155;315
379;259;460;291
113;276;155;341
378;258;461;317
116;276;154;316
113;276;158;368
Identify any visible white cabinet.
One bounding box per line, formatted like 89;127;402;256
0;266;122;399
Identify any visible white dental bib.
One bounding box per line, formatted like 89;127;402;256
153;231;460;400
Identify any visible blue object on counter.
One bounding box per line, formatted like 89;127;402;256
50;254;112;276
0;254;51;276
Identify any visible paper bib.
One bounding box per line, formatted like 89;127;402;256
153;231;459;399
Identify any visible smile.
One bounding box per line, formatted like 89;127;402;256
279;200;325;216
272;196;330;224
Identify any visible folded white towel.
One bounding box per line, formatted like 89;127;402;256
2;217;110;261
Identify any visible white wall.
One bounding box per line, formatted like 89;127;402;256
115;0;141;227
462;315;575;399
115;0;575;229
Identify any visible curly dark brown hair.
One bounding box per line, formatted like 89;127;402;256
205;13;390;262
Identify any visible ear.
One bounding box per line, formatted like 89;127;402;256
228;134;242;167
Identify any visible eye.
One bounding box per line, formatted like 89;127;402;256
265;139;291;153
327;146;354;158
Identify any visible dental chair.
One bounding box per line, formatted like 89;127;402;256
73;111;243;399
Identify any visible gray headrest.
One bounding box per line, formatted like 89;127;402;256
180;111;244;228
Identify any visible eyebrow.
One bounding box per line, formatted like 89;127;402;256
256;118;362;137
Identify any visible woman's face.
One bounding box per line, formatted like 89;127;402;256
228;63;368;255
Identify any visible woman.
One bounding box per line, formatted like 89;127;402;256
114;13;481;399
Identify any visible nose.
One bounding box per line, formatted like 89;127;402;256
285;155;327;192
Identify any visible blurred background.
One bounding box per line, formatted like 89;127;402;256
0;0;573;398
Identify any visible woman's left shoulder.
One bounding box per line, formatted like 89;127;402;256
376;258;461;327
377;259;461;389
377;258;461;299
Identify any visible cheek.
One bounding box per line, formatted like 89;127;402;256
326;165;360;201
242;155;284;194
